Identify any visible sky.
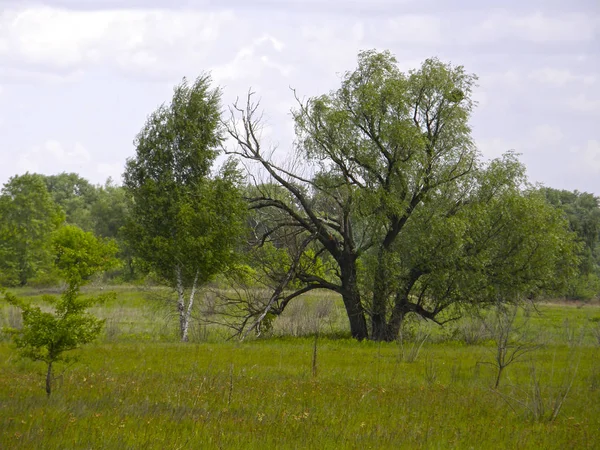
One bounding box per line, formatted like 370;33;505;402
0;0;598;194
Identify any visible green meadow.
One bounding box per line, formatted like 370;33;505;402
1;287;599;449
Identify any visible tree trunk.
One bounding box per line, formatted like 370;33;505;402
181;271;199;343
175;265;188;342
494;366;504;389
371;248;390;341
387;293;410;341
46;360;53;397
339;256;368;340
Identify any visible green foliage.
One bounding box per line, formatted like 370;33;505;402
123;75;247;340
3;290;107;365
2;226;117;395
90;178;138;280
0;173;65;286
52;225;119;287
124;75;245;287
231;50;578;340
541;188;600;299
43;172;99;231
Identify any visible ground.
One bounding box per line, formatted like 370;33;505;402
1;287;599;449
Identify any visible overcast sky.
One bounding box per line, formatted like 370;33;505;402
0;0;598;194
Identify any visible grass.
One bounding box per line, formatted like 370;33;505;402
1;286;599;449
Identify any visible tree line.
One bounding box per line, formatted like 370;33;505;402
2;50;599;342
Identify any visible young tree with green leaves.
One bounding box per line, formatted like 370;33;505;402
0;173;65;286
123;75;246;342
3;225;118;396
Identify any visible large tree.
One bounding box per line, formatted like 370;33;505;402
123;75;246;342
226;50;578;341
0;173;65;286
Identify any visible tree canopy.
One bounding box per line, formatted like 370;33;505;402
225;50;579;340
123;75;247;341
0;173;65;286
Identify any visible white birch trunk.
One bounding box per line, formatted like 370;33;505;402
175;265;187;341
181;270;199;342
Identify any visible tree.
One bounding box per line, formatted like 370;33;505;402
540;188;600;299
43;172;98;232
3;225;118;396
0;173;65;286
123;75;247;342
91;178;137;280
225;50;578;341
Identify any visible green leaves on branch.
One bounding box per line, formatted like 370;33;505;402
227;49;580;340
123;75;247;341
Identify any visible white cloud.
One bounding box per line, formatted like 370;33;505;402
254;34;285;52
480;70;521;88
0;6;235;78
510;12;596;43
477;137;514;161
385;15;442;44
211;34;291;82
529;124;564;148
567;93;600;113
469;12;596;43
17;140;92;174
570;140;600;176
529;68;597;86
476;126;600;192
477;124;564;161
97;162;124;184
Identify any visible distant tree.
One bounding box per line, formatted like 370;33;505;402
43;172;98;231
226;50;579;341
91;178;129;239
91;178;137;280
3;225;118;396
123;75;247;342
0;173;65;286
541;188;600;299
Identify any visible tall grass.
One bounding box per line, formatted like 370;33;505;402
1;287;599;449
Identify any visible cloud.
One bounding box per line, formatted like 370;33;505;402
529;68;597;86
476;124;566;167
476;125;600;193
384;15;442;45
0;6;235;79
567;93;600;113
17;140;92;174
529;124;564;148
97;162;124;183
468;12;597;43
480;70;522;88
211;34;291;82
570;140;600;176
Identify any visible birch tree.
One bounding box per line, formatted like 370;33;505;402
123;75;246;342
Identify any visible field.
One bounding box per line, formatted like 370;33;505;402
1;287;599;449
